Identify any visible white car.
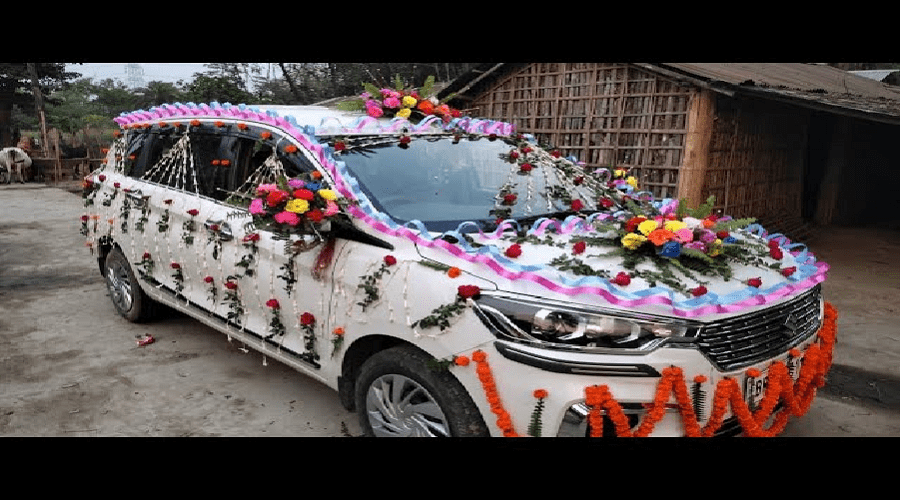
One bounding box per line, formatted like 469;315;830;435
82;98;835;437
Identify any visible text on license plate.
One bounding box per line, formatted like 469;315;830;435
743;358;804;407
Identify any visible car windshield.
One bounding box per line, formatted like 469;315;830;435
333;134;604;232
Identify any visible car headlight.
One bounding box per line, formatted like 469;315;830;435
473;292;700;352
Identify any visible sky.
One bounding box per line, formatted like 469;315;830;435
66;63;209;87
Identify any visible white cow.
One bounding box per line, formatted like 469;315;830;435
0;147;32;184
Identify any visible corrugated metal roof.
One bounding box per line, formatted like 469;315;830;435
851;69;900;82
647;63;900;123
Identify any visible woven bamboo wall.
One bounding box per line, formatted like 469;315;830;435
467;63;693;200
704;96;808;221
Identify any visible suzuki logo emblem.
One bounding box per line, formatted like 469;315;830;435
783;313;799;336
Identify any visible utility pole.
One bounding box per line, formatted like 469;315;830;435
26;63;49;158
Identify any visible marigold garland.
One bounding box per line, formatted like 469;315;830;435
467;303;837;437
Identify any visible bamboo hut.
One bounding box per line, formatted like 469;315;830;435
440;63;900;238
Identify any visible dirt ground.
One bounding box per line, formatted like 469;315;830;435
1;182;898;437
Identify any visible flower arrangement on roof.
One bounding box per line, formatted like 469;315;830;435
336;75;462;123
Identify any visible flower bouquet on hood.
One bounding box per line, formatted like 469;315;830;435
336;75;462;123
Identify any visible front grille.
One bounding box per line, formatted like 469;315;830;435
697;285;822;371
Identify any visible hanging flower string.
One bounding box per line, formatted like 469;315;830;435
464;302;837;437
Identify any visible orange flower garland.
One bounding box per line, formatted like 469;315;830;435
466;302;838;437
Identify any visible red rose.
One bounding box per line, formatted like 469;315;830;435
781;266;797;277
503;194;517;205
187;209;199;216
293;189;315;201
572;241;586;255
573;176;584;186
457;285;481;300
98;175;106;182
204;276;214;283
300;312;316;326
209;224;219;231
224;281;238;290
611;272;631;286
399;136;411;145
505;244;522;258
520;163;533;173
242;233;260;243
266;190;289;207
266;299;280;309
142;252;151;260
716;231;730;239
521;147;532;154
164;199;173;205
306;209;324;223
551;150;562;158
170;262;180;269
600;197;614;209
768;239;780;249
571;199;584;211
334;141;346;151
383;255;397;266
114;182;121;189
691;285;708;297
509;150;519;160
625;216;647;233
748;277;762;288
769;247;783;260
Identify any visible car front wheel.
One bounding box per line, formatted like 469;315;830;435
104;247;156;322
355;344;489;437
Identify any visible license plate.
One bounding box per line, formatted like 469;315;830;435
743;357;804;408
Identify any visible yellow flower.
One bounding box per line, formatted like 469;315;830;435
285;198;309;214
663;220;687;232
708;239;723;257
402;95;417;108
621;232;648;250
626;176;638;188
317;189;337;201
614;169;628;178
396;108;412;119
637;219;658;236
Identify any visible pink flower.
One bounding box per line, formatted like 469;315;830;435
256;183;278;196
287;178;305;189
324;200;340;217
273;211;300;226
249;198;265;215
674;228;694;243
383;97;401;109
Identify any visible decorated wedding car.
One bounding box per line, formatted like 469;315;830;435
81;87;836;437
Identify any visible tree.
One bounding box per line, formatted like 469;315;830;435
183;74;256;104
0;63;77;147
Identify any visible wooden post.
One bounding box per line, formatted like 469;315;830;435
677;88;716;208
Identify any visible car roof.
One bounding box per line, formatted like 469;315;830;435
115;102;518;139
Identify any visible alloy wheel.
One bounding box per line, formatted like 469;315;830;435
106;259;134;313
365;374;451;437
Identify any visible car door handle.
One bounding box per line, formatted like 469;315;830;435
205;220;233;241
126;189;148;209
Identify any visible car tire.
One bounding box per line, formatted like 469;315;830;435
355;344;489;437
104;247;157;323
